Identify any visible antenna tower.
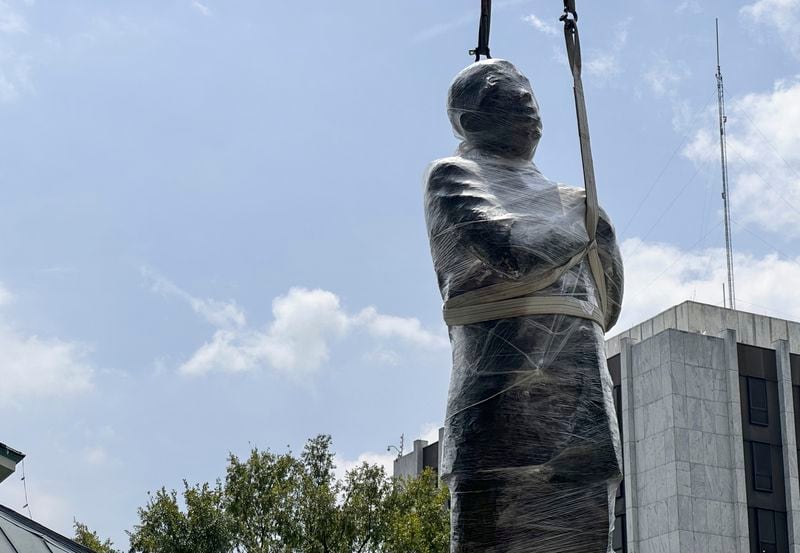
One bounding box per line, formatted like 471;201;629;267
716;19;736;310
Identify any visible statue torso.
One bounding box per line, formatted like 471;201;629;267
424;153;594;305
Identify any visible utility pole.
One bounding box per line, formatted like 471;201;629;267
716;19;736;310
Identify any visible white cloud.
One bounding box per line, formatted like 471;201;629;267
642;57;693;131
522;14;558;36
411;12;474;44
0;1;33;104
741;0;800;58
683;78;800;236
0;284;94;407
669;98;694;133
0;325;94;405
412;0;534;44
191;1;211;17
142;267;246;328
146;272;447;379
675;0;702;14
83;445;109;467
178;288;350;377
0;0;30;99
616;238;800;332
333;422;443;482
586;53;619;78
643;58;691;98
362;347;400;366
0;282;12;306
585;18;631;80
0;1;27;34
551;45;568;67
0;48;32;103
334;451;396;483
353;307;449;349
418;422;442;445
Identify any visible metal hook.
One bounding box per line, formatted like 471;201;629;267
560;0;577;22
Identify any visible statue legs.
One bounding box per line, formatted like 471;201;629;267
443;324;621;552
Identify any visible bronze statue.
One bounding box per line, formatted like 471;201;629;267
424;59;624;551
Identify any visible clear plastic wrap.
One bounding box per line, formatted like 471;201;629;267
424;59;624;551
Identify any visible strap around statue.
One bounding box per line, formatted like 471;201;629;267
443;243;606;328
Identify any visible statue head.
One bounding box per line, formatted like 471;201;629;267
448;59;542;160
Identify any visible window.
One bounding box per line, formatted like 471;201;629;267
751;442;773;492
612;515;626;552
613;385;623;435
748;378;769;426
756;509;777;553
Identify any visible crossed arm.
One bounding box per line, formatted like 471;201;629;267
425;160;524;279
425;159;624;329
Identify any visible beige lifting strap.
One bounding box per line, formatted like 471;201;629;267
562;8;609;323
442;5;609;331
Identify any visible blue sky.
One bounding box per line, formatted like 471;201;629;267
1;0;799;546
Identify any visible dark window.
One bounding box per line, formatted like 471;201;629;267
752;442;773;492
756;509;777;553
749;378;769;426
612;515;626;552
613;385;623;433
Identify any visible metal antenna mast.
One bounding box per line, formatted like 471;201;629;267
716;19;736;310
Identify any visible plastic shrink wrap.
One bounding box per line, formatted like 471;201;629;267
424;59;625;552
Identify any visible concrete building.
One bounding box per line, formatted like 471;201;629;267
393;428;444;480
398;301;800;553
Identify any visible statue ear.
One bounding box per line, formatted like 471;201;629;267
459;112;484;134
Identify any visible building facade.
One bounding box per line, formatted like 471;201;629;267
397;301;800;553
607;300;800;553
393;428;444;480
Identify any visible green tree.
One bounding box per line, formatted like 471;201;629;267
383;468;450;553
128;482;231;553
338;462;390;553
124;435;451;553
224;437;393;553
225;447;301;552
296;435;341;553
73;521;120;553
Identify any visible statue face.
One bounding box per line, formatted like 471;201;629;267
448;60;542;160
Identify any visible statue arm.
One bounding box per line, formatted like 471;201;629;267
425;161;522;278
596;206;624;331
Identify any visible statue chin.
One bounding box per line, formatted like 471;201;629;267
424;59;624;552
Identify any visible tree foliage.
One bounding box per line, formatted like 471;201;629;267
124;435;449;553
382;469;450;553
73;521;120;553
338;463;391;553
128;482;231;553
225;447;300;552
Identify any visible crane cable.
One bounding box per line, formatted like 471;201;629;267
470;0;492;61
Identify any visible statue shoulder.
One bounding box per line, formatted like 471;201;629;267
558;183;614;233
555;182;585;198
425;157;483;194
555;183;616;227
